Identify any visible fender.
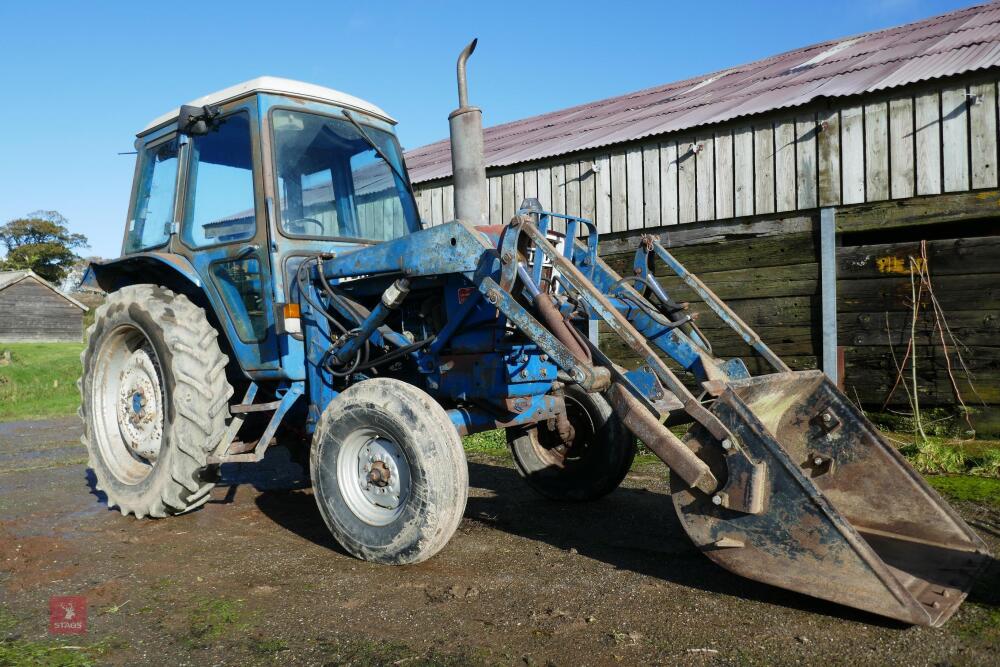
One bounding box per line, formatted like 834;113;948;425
82;252;203;293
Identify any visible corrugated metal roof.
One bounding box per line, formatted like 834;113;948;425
405;1;1000;184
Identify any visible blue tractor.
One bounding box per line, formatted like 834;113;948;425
81;42;989;626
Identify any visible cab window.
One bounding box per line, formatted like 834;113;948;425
272;109;415;242
125;137;178;253
182;112;256;247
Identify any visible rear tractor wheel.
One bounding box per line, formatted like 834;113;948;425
507;385;636;501
311;379;469;565
79;284;233;518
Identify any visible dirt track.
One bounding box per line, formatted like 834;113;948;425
1;417;999;666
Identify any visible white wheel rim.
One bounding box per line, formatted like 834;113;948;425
92;324;165;484
337;428;410;526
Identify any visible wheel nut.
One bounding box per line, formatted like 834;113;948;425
712;494;724;506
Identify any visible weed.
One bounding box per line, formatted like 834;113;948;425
462;429;509;459
0;609;17;635
953;605;1000;643
970;448;1000;478
149;577;173;593
908;438;967;474
0;641;91;667
248;637;288;655
187;598;246;642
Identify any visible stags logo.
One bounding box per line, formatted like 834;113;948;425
49;596;86;635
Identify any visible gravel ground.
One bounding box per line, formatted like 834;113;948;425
0;417;998;666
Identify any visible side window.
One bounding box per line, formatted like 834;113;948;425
125;138;178;253
182;113;256;247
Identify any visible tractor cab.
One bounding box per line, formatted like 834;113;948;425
95;77;420;380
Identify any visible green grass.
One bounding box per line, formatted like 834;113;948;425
247;637;289;656
926;475;1000;508
187;598;246;643
0;343;83;422
462;429;509;459
0;607;123;667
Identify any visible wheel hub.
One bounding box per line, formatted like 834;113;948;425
359;437;405;508
115;347;163;461
337;430;411;526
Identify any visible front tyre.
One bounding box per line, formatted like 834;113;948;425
79;285;233;518
311;379;468;565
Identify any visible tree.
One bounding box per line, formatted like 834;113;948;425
0;211;89;283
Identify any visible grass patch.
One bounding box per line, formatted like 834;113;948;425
317;637;490;666
0;609;17;635
0;625;122;667
0;343;83;422
187;598;246;644
902;437;968;474
462;429;510;460
248;637;288;656
0;641;95;667
953;605;1000;643
889;432;1000;479
926;475;1000;508
971;448;1000;477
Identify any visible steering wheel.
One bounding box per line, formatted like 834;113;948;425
288;217;324;234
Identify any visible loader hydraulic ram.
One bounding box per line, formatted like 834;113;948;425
81;39;989;627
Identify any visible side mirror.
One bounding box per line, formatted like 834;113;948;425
178;104;222;136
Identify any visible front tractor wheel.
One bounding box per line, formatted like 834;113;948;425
311;379;469;565
79;285;233;518
507;385;636;501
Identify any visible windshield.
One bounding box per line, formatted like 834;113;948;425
272;109;417;242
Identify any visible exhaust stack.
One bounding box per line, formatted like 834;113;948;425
449;39;488;225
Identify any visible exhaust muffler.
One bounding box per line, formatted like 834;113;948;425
448;39;488;226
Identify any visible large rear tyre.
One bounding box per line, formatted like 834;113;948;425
507;385;636;501
311;379;468;565
79;284;233;518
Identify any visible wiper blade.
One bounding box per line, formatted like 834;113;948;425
342;110;412;193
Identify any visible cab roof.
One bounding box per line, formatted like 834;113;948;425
139;76;396;136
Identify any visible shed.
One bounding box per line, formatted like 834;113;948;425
0;271;88;343
406;1;1000;431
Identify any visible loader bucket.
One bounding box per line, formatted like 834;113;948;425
671;370;990;626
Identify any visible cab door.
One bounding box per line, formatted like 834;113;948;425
171;97;281;375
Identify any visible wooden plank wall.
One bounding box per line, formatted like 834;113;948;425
414;76;1000;230
835;235;1000;406
0;280;84;343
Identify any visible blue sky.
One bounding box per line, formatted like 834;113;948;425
0;0;975;259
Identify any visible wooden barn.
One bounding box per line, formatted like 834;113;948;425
406;2;1000;432
0;270;88;343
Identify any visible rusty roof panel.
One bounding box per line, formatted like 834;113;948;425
405;2;1000;184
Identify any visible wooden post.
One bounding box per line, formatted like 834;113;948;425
820;207;838;384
